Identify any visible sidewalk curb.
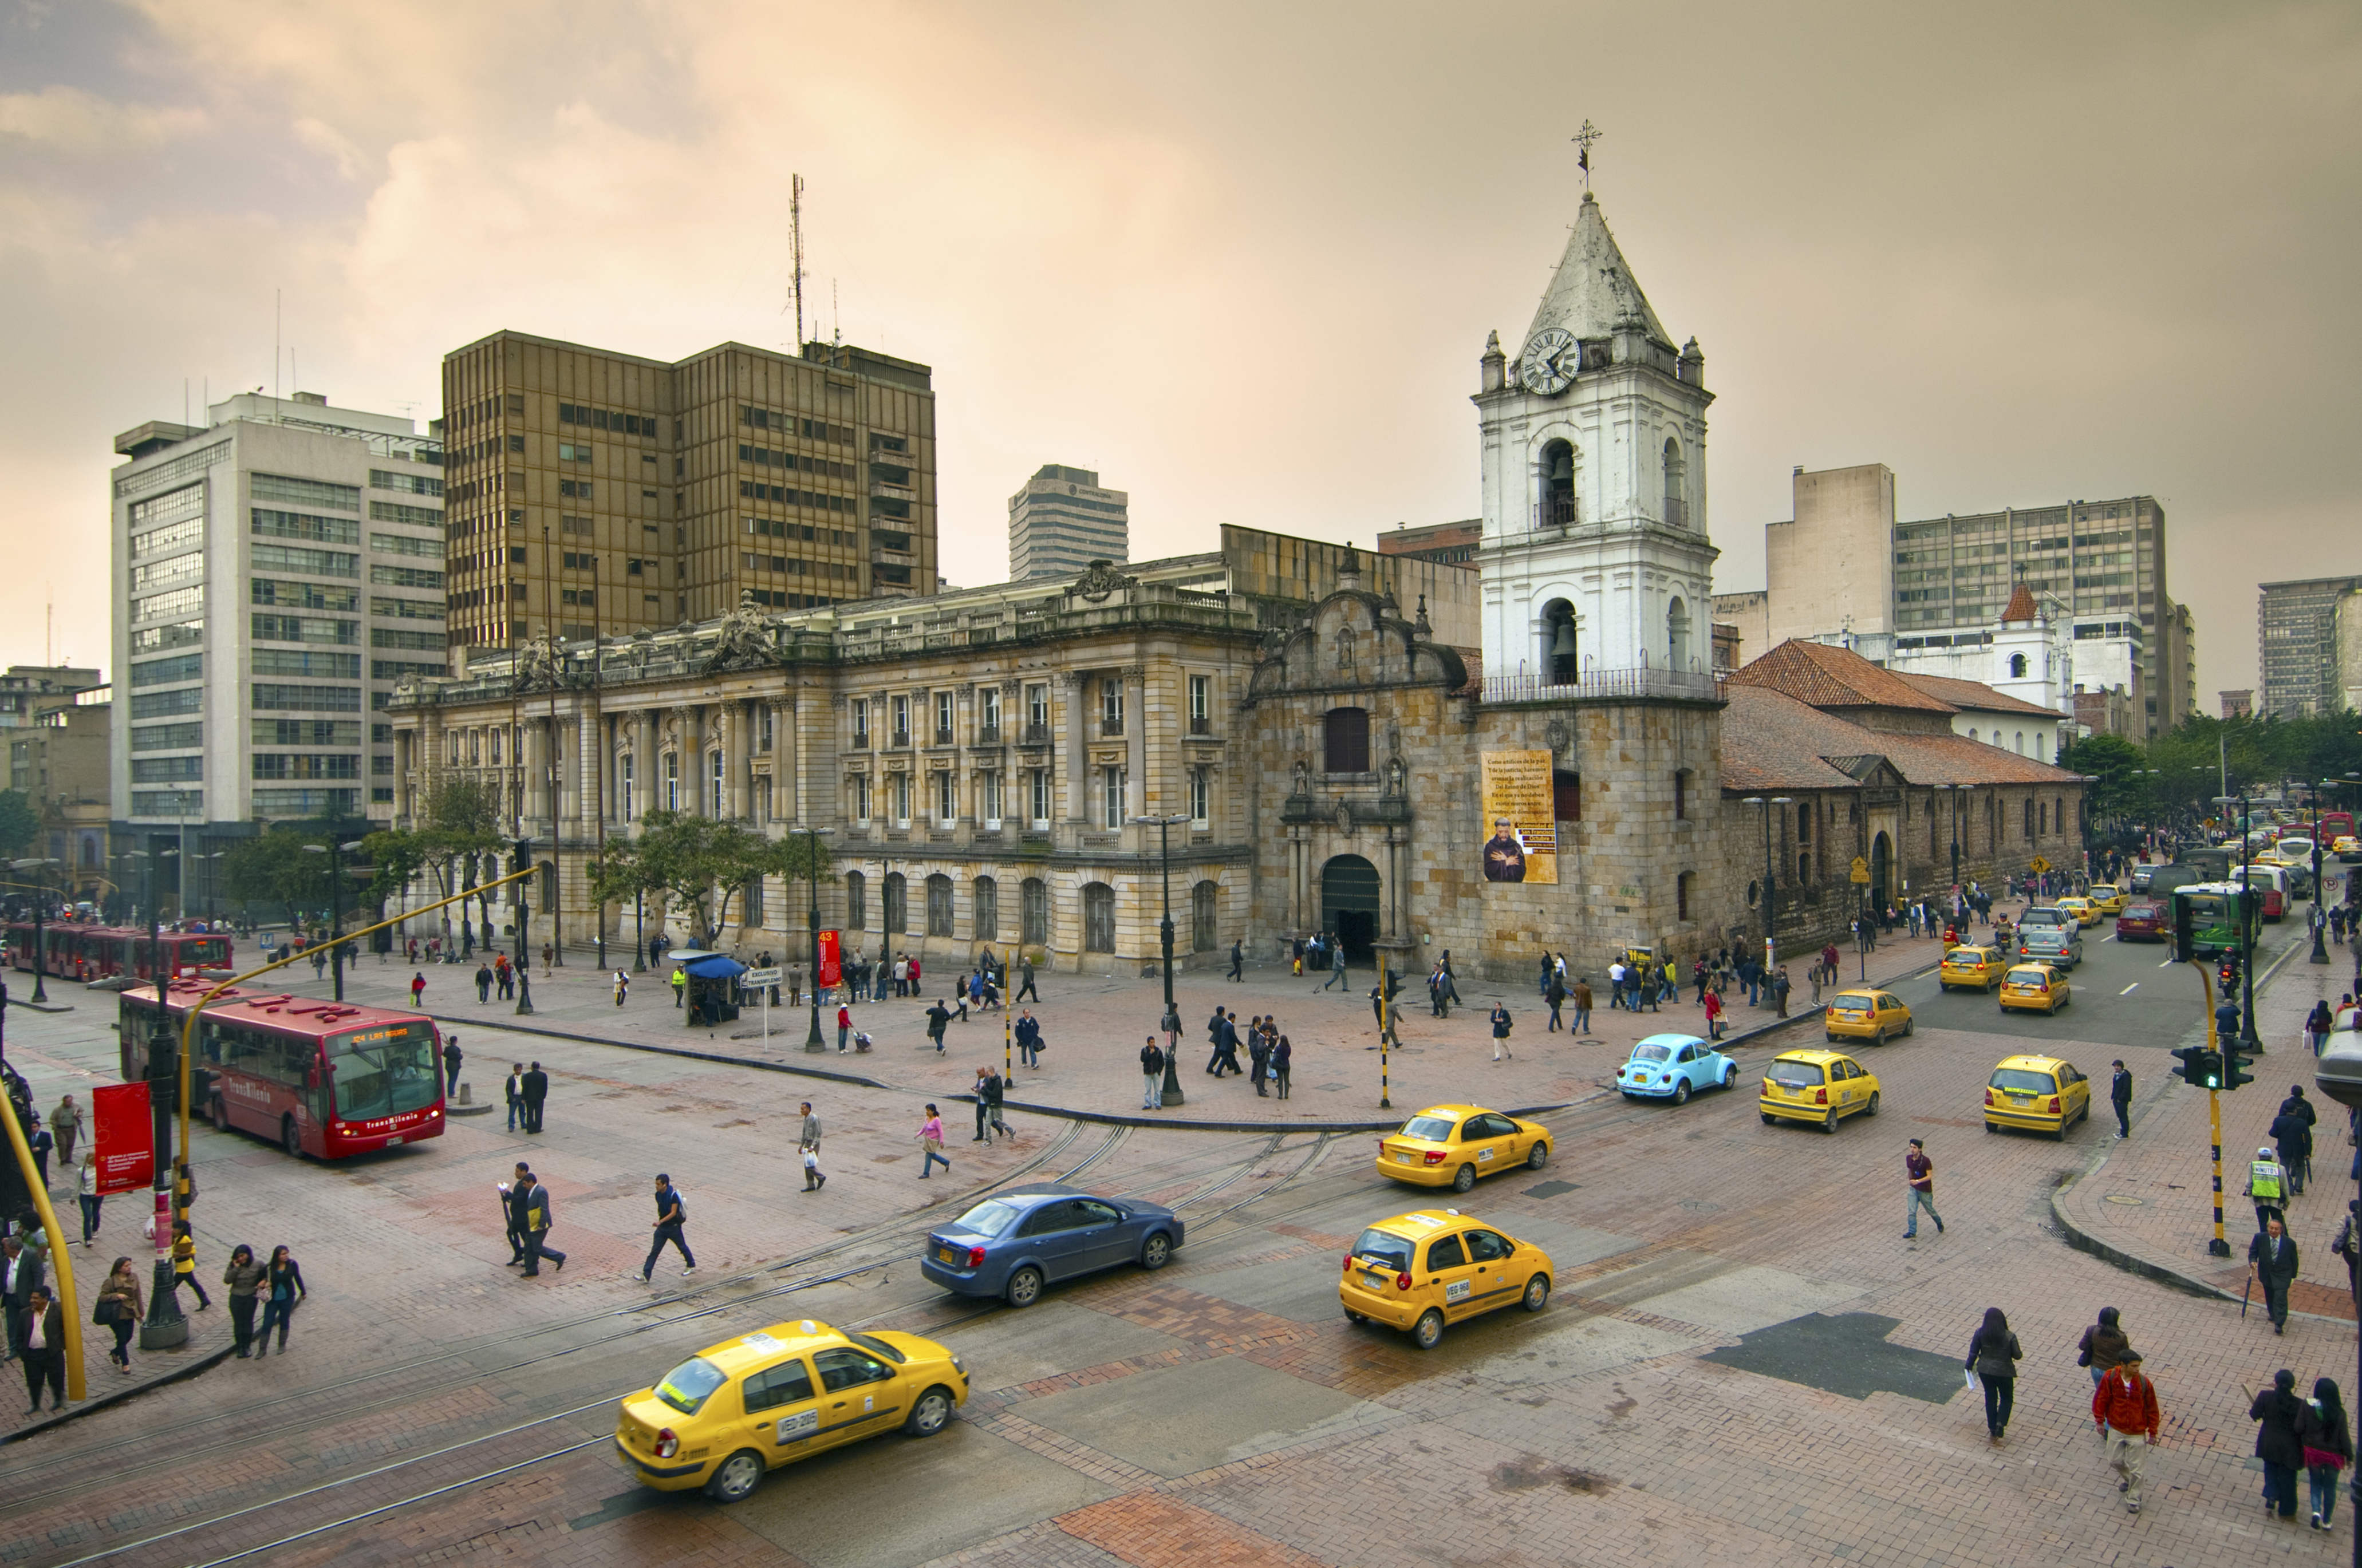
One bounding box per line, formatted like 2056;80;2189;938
0;1341;236;1448
2049;1146;2237;1304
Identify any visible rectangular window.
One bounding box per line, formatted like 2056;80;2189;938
663;751;679;811
252;718;360;747
131;755;203;783
851;698;869;747
1102;766;1125;830
979;771;1001;827
252;543;358;577
129;514;206;560
251;474;359;511
129;618;204;654
250;684;360;712
891;695;910;747
130;483;206;531
369;564;444;589
251;508;361;545
253;649;361;679
131;790;206;815
254;579;360;610
1673;769;1687;821
370;596;444;621
251;614;358;645
1190;766;1210;825
251;753;358;780
252;787;358;817
131;653;204;688
370;628;446;651
1677;870;1691;921
132;586;206;622
558;443;593;464
369;531;443;558
368;501;442;528
892;773;911;824
935;770;957;824
369;469;444;496
1188;674;1210;734
130;554;203;594
131;722;203;751
852;774;871;823
934;691;954;744
1027;684;1048;734
560;480;593;499
710;749;724;816
131;688;203;719
979;686;1000;739
1030;768;1050;826
1101;678;1124;736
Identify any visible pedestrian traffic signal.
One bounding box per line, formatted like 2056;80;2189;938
2170;1045;2223;1089
2222;1048;2255;1092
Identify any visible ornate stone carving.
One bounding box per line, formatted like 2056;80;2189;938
1386;719;1401;757
1069;560;1139;602
1291;759;1311;799
1544;717;1572;759
511;631;570;694
1333;800;1353;837
1385;756;1406;798
703;589;781;673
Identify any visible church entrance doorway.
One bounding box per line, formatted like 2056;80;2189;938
1868;832;1893;917
1321;854;1382;963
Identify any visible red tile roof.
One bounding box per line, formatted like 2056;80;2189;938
2001;582;2039;622
1722;685;2084;792
1891;670;2061;718
1725;639;1955;713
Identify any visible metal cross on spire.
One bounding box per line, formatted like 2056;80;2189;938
1572;120;1602;191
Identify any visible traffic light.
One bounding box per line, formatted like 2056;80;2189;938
2222;1048;2255;1092
2170;1045;2224;1090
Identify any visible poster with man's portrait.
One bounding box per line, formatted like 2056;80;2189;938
1478;751;1557;886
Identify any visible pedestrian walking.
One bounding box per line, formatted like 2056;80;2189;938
1703;987;1725;1041
2110;1060;2132;1138
514;1174;564;1279
1966;1307;2022;1443
499;1163;530;1264
1228;939;1244;982
504;1064;525;1132
2248;1144;2289;1230
96;1257;140;1372
168;1219;211;1312
475;962;494;1002
836;1001;853;1053
1568;976;1591;1034
1370;985;1402;1048
917;1105;951;1178
1015;955;1039;1003
1545;974;1565;1032
76;1151;100;1246
799;1103;826;1190
222;1243;266;1358
1773;966;1793;1018
925;999;951;1053
258;1244;308;1348
1490;1002;1513;1063
409;970;427;1007
2092;1348;2160;1514
15;1285;62;1413
1903;1139;1945;1238
2273;1103;2313;1197
496;955;514;999
2309;1000;2336;1057
540;942;554;977
671;965;686;1008
2335;1199;2362;1301
27;1117;49;1188
1141;1037;1166;1110
973;1068;997;1142
1015;1009;1042;1068
521;1061;549;1133
0;1237;36;1360
2302;1376;2353;1530
2076;1306;2130;1387
2250;1217;2300;1334
2254;1368;2308;1520
49;1095;80;1168
638;1175;697;1281
442;1036;463;1099
1273;1034;1293;1099
613;970;629;1007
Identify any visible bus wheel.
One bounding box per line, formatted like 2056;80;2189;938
282;1116;302;1158
210;1096;228;1134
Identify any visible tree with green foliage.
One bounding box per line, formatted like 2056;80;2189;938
371;775;510;947
2056;731;2148;827
222;828;340;929
0;789;38;864
588;810;829;947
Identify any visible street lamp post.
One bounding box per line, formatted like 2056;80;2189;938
9;858;58;1004
1741;796;1792;1001
2214;792;2262;1052
790;826;833;1052
301;833;366;1002
1134;812;1192;1107
2310;781;2331;965
123;847;186;1349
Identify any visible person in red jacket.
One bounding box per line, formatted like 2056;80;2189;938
2092;1349;2162;1514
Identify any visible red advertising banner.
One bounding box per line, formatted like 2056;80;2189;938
93;1082;154;1196
817;930;842;989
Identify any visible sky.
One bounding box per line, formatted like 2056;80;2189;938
3;0;2356;704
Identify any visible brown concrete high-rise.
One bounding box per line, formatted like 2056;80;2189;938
439;333;936;654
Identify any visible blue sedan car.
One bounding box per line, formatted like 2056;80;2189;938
1617;1033;1737;1104
919;1183;1184;1307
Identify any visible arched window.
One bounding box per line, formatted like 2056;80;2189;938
884;871;907;935
1967;728;1978;744
663;752;680;811
2014;731;2025;755
1543;598;1577;684
1677;870;1693;919
1082;882;1116;952
973;876;998;942
926;873;953;937
1797;804;1812;845
1323;707;1370;773
709;750;725;816
2023;799;2035;841
1191;880;1219;953
1540;439;1576;528
1667;596;1691;670
845;870;866;931
1798;852;1811;886
1020;877;1048;946
2009;653;2028;678
1662;437;1687;528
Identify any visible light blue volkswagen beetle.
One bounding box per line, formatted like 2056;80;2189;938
1616;1033;1737;1104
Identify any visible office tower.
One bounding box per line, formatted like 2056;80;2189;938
1008;465;1127;580
2258;575;2362;718
439;334;935;654
112;392;447;851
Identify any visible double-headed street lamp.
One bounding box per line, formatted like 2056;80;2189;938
1740;796;1792;993
9;857;60;1004
2309;781;2333;966
1133;812;1193;1107
789;825;833;1052
121;846;185;1350
301;836;368;1002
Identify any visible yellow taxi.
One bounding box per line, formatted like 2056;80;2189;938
2333;835;2360;862
1997;963;2071;1015
1375;1104;1552;1193
1759;1049;1880;1133
2088;886;2127;915
614;1318;968;1503
1984;1054;2092;1139
1938;945;2009;993
1339;1208;1553;1349
2052;896;2101;929
1824;989;1913;1045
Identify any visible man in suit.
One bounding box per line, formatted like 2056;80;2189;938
15;1285;64;1413
520;1061;549;1133
0;1235;40;1365
500;1161;531;1266
516;1168;566;1278
2249;1216;2301;1334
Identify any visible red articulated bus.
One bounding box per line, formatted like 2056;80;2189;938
119;982;445;1159
8;925;231;982
7;921;100;977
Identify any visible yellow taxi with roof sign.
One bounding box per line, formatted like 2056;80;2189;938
1938;944;2009;992
1824;988;1912;1045
1375;1104;1551;1193
1759;1048;1879;1133
1984;1053;2091;1139
2053;896;2101;929
1997;962;2070;1014
1339;1208;1554;1350
2089;886;2127;915
613;1318;968;1503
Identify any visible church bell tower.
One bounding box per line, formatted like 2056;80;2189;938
1474;189;1717;693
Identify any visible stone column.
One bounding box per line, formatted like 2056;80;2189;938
1064;673;1088;826
522;721;548;828
770;699;792;823
680;705;705;815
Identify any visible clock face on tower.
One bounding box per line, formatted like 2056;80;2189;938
1518;327;1577;395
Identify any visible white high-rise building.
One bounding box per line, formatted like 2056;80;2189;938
1472;191;1717;696
112;392;447;865
1008;464;1128;580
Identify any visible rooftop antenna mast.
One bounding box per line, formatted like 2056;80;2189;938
274;288;282;401
1572;119;1602;193
790;172;807;350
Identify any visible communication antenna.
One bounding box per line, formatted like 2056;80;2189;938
831;278;841;351
790;173;807;350
274;288;282;401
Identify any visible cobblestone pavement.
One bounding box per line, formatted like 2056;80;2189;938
3;904;2356;1567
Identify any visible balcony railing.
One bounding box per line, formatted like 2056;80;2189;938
1188;716;1211;736
933;728;955;747
1100;718;1124;738
1479;665;1723;704
976;725;1000;745
1019;722;1050;746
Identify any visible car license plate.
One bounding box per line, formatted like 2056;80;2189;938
1396;1154;1413;1164
2010;1096;2032;1107
385;1135;401;1146
936;1245;961;1266
1361;1271;1388;1291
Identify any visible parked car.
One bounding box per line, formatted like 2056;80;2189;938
1616;1033;1736;1103
919;1184;1182;1307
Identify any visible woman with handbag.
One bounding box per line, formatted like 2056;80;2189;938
222;1244;267;1358
1966;1306;2023;1443
2301;1377;2353;1530
258;1245;306;1356
95;1258;141;1372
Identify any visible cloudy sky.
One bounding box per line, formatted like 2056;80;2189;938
4;1;2355;701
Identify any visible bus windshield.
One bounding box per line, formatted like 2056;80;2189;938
328;1021;441;1120
184;937;230;967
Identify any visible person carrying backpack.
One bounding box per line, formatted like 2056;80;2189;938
637;1174;696;1282
1490;1003;1513;1063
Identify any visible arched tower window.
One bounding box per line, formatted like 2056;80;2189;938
1667;596;1691;671
1540;439;1575;528
2009;653;2028;678
1543;599;1576;684
1662;436;1687;528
